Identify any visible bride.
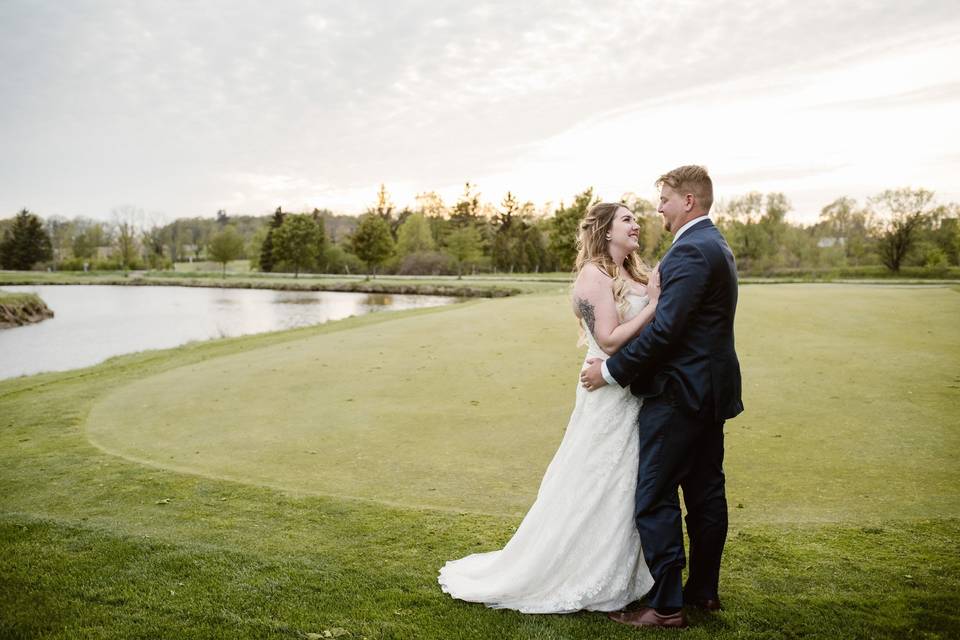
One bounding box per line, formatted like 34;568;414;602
438;202;661;613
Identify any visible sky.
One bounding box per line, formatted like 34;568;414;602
1;0;958;225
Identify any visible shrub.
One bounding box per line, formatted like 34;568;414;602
397;251;454;276
321;244;365;275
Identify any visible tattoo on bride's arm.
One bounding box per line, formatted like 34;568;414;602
576;297;596;336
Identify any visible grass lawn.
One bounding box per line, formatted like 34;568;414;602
2;284;959;638
173;259;253;273
0;290;53;328
0;290;43;304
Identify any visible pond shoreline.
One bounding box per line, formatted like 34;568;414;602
0;292;54;329
0;284;460;380
0;274;522;298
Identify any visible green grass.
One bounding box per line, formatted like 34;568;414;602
0;290;45;305
737;265;960;280
2;284;959;638
0;289;52;326
173;259;253;273
83;285;960;522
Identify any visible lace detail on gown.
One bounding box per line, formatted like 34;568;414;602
438;293;654;613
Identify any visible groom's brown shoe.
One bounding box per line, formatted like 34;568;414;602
607;607;689;629
684;597;723;611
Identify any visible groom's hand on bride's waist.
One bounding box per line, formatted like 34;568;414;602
580;358;609;392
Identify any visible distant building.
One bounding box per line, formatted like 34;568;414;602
181;244;203;261
817;237;846;249
52;245;74;261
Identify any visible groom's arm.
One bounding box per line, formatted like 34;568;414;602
604;242;711;387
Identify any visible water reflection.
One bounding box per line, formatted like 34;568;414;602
0;285;457;380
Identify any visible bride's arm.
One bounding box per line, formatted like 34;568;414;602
572;264;660;356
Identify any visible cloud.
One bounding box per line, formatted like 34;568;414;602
464;24;960;220
809;82;960;111
0;0;958;219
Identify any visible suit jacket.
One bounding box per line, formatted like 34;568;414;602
606;218;743;421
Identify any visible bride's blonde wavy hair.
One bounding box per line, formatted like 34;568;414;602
574;202;651;319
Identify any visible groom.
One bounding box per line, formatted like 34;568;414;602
580;165;743;629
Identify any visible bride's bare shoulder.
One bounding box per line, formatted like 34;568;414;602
572;265;612;317
574;263;612;289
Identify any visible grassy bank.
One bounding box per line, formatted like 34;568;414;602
4;269;958;298
737;265;960;280
2;284;959;638
0;290;53;328
0;271;575;298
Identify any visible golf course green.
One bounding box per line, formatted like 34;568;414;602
2;282;959;638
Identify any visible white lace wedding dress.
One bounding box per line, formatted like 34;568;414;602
438;292;654;613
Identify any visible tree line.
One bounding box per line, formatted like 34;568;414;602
2;184;958;277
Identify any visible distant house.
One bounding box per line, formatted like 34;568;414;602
52;245;74;261
817;237;846;249
181;244;203;261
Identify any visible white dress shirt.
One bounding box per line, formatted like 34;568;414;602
599;216;711;386
670;215;711;244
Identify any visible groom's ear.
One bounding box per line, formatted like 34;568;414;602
684;193;696;212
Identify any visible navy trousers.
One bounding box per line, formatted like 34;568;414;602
634;386;728;610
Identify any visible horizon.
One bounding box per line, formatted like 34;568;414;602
2;1;958;226
2;181;956;230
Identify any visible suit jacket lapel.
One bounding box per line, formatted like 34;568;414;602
660;218;714;265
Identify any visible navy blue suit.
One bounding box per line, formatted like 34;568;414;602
605;218;743;610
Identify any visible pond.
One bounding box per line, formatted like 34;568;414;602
0;284;458;380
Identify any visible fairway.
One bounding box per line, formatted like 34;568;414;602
4;282;960;639
86;284;960;522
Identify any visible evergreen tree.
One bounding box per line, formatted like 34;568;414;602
517;212;548;273
0;209;53;270
311;209;328;272
415;191;450;247
492;192;519;272
368;184;398;237
450;182;494;258
259;207;285;272
450;182;482;228
548;188;596;271
350;213;394;276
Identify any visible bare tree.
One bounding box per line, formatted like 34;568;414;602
870;188;935;273
141;211;168;269
111;205;144;271
44;215;72;268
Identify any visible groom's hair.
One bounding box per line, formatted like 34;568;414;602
656;165;713;213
